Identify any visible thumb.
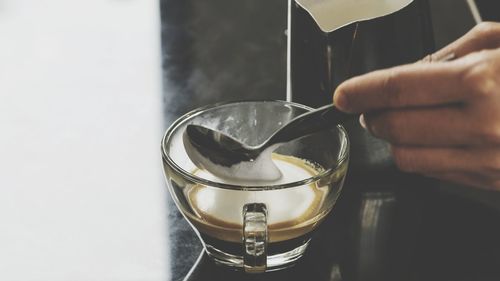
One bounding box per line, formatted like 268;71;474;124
423;22;500;62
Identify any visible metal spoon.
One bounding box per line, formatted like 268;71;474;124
183;104;350;180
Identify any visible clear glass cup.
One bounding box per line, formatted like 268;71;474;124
161;101;349;273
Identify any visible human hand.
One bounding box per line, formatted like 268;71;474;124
333;22;500;190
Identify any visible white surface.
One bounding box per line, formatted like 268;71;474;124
0;1;169;280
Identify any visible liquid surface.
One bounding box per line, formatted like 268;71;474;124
296;0;413;32
184;154;331;242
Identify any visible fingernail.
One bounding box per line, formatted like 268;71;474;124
359;114;367;129
333;89;349;112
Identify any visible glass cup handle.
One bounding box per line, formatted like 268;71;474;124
242;203;268;273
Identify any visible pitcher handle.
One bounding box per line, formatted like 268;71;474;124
242;203;268;273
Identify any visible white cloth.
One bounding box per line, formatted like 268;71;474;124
0;1;170;280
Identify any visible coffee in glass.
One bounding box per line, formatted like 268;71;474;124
161;101;349;272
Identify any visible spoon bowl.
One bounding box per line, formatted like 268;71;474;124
183;103;350;181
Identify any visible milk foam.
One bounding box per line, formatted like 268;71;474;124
190;144;283;183
187;155;325;226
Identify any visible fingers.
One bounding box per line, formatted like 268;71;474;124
390;146;500;174
361;106;471;146
431;22;500;61
334;22;500;114
424;172;496;190
331;23;500;190
391;146;500;190
390;146;476;174
334;62;467;113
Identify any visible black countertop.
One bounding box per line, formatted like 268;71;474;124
160;1;500;280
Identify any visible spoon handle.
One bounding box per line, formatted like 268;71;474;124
266;104;351;146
